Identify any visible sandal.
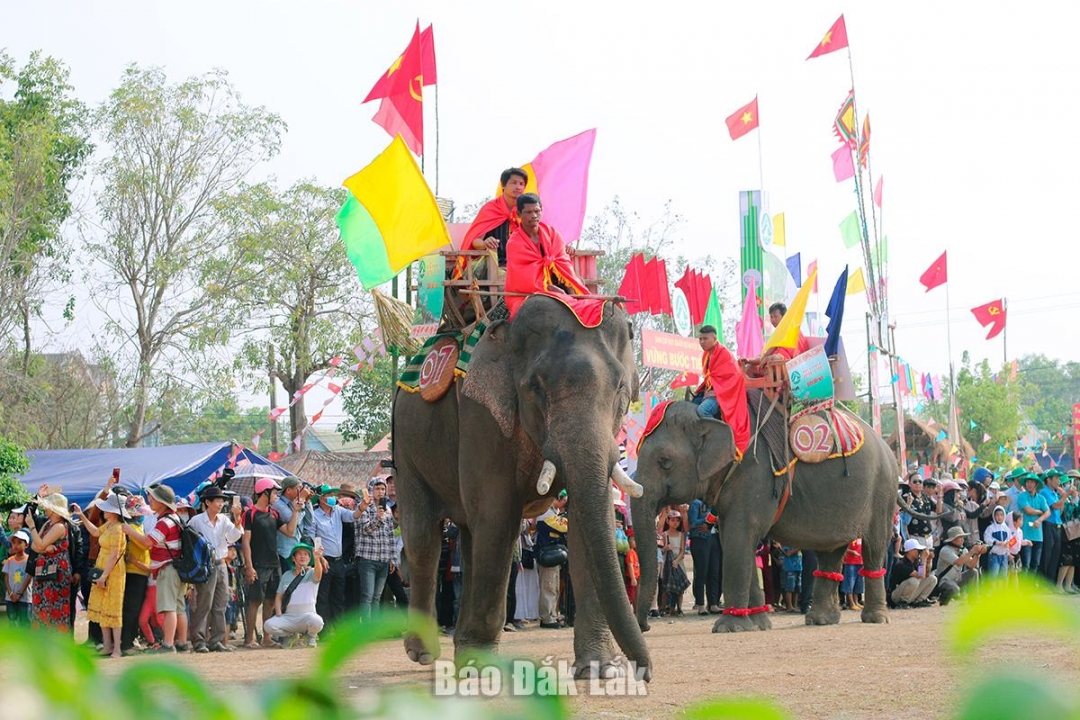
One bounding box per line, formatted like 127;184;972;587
243;642;261;650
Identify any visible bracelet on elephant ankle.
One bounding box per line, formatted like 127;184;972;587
723;605;769;617
858;567;887;579
812;570;844;583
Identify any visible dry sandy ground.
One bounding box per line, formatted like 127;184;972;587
87;594;1080;720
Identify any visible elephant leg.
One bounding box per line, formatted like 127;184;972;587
568;517;622;679
747;575;773;631
805;548;845;626
398;479;443;665
712;527;758;633
453;520;517;659
860;509;892;625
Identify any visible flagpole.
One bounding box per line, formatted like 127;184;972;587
1002;296;1008;364
434;84;440;194
755;95;764;194
844;46;879;320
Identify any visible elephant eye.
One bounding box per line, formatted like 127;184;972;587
658;456;674;471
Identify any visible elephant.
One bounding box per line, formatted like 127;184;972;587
392;295;653;680
630;401;899;633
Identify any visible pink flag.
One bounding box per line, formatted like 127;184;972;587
831;145;855;182
873;175;883;207
293;435;302;451
269;407;287;421
735;276;764;359
531;129;596;243
982;432;991;443
329;356;343;367
807;260;819;293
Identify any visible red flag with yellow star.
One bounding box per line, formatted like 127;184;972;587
366;23;426;154
363;24;437;103
725;97;759;141
971;299;1007;340
807;15;849;60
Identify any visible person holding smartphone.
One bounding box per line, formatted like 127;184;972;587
354;478;395;619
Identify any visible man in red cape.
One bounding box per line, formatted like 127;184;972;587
767;302;810;361
504;193;600;323
692;325;750;455
459;167;529;267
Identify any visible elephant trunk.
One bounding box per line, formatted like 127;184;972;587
555;436;652;677
630;495;659;632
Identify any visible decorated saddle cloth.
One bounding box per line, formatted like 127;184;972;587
745;389;865;476
397;316;490;401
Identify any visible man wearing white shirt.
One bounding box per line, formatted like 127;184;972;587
188;485;243;652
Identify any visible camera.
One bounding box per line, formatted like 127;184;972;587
378;497;388;510
214;466;236;491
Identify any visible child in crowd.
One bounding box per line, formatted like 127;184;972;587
264;542;325;648
3;530;32;626
660;511;689;616
841;539;864;610
624;535;640;607
983;506;1013;577
780;546;802;612
1008;511;1032;585
225;544;242;640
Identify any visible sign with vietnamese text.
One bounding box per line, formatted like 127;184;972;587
410;254;446;339
786;346;835;405
641;329;701;373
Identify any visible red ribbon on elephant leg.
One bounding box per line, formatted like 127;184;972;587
722;607;753;617
813;570;844;583
858;568;887;579
747;605;770;615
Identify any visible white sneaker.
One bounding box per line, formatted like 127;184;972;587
691;605;704;613
307;634;318;648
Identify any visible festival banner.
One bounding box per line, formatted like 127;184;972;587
640;329;701;373
1073;403;1080;472
410;253;446;338
786;346;835;405
739;191;766;325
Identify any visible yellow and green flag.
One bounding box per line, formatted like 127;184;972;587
338;136;450;290
764;268;817;351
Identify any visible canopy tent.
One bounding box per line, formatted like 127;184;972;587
19;442;288;507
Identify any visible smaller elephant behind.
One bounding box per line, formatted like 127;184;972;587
631;401;899;634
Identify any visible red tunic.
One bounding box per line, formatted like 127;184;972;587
460;196;519;251
693;343;750;454
504;224;592;320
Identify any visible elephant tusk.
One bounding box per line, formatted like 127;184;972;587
611;463;643;499
537;460;557;495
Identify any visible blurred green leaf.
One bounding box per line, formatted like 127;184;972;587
679;697;792;720
314;610;416;677
957;673;1080;720
115;661;235;720
948;575;1080;657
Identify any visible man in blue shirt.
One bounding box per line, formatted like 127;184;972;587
272;477;315;573
687;499;722;614
1038;470;1067;581
1015;473;1051;573
310;486;368;630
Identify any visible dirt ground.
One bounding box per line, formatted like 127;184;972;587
85;592;1080;720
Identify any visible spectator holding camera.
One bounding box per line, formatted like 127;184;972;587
24;488;74;632
272;477;314;573
889;538;937;608
902;474;935;549
935;526;986;605
355;478;394;619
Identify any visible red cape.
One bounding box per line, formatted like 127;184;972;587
504;224;594;321
694;344;750;453
461;196;518;250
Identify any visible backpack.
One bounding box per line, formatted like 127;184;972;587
169;514;214;584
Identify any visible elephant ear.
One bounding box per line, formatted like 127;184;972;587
695;418;737;482
461;321;516;438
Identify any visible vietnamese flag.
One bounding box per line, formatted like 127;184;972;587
919;251;948;292
807;15;849;60
971;299;1007;339
725;97;759;141
617;253;647;314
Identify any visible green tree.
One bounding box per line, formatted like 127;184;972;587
0;50;92;364
228;180;375;450
956;358;1022;468
1016;354;1080;436
338;356;395;449
149;395;268;446
85;66;285;447
0;435;31;512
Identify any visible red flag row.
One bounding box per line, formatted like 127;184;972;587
617;253;671;315
674;267;713;325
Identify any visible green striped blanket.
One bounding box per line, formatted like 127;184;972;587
396;317;490;391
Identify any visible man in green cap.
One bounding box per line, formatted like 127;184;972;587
263;542;325;648
1016;472;1051;573
1039;469;1068;581
1002;467;1027;515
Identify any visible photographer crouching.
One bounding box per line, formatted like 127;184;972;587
934;526;987;605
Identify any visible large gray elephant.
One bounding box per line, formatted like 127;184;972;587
630;401;899;633
393;295;652;679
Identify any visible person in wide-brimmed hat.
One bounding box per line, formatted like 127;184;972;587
935;525;986;606
120;483;190;652
23;488;75;631
75;492;129;657
187;482;243;653
1015;472;1052;574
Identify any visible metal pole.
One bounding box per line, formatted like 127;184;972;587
391;275;400;389
890;323;906;468
269;342;279;454
755;95;764;194
1003;296;1008;365
865;312;877;427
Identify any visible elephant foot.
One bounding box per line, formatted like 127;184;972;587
749;611;773;631
404;633;439;665
804;606;842;626
637;619;651;633
572;656;653;684
712;614;758;633
861;607;890;624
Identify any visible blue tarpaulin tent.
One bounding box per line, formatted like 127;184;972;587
19;442;289;507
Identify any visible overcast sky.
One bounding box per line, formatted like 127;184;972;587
7;2;1077;427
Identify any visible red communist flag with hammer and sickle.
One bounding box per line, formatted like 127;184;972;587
971;299;1007;339
365;23;429;155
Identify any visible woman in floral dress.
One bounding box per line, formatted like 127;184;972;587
25;491;73;632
